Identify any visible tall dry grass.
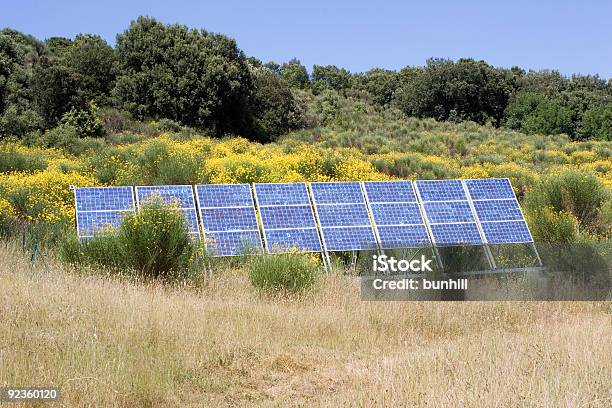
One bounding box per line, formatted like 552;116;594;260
0;242;610;407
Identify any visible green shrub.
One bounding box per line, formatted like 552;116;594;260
62;201;196;280
525;207;580;243
524;169;608;234
249;253;319;294
0;146;47;173
0;199;18;238
59;102;105;137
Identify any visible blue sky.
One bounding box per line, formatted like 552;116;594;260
2;1;611;78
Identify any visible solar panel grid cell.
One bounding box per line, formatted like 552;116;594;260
259;205;317;229
480;220;532;244
321;226;379;251
429;223;483;245
75;187;134;211
472;199;523;222
253;183;311;206
415;179;467;202
422;201;474;223
377;225;430;248
363;181;417;203
76;211;132;237
465;178;515;200
369;203;423;225
196;184;253;208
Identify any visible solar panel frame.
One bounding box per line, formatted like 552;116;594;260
73;186;136;239
195;184;263;256
414;179;484;246
464;178;535;244
135;185;201;238
254;182;322;253
309;182;378;252
362;180;431;249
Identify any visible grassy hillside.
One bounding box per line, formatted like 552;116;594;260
1;243;610;407
0;91;610;245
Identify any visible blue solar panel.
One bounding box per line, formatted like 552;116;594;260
316;204;371;227
195;184;262;255
310;182;364;204
75;187;134;211
263;228;322;253
377;225;430;248
136;185;200;237
136;185;196;208
74;186;135;238
196;184;253;207
259;205;317;229
76;211;131;237
480;221;532;244
320;227;378;251
310;182;378;251
429;223;483;245
422;201;474;223
205;231;263;256
253;183;310;205
363;181;417;203
415;180;467;202
254;183;322;253
370;203;423;225
472;199;523;222
200;207;259;231
465;178;515;200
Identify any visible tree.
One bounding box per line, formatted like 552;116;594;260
113;16;253;136
351;68;400;106
280;58;309;89
504;92;573;135
31;59;80;128
578;104;612;140
393;58;513;125
249;67;303;141
65;34;116;104
0;29;45;136
311;64;351;92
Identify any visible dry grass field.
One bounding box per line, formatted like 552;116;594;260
0;242;610;407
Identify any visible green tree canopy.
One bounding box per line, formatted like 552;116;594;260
249;67;303;141
280;58;309;89
65;34;116;105
393;58;513;125
504;92;573;135
578;104;612;141
113;16;253;136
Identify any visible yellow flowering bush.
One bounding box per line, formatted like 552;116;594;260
0;170;96;223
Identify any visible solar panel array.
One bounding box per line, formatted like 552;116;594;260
135;185;200;237
465;178;533;244
74;186;135;238
74;178;536;254
415;180;483;246
195;184;263;256
310;182;378;251
254;183;322;253
363;181;430;249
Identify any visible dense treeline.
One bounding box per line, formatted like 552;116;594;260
1;16;611;143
